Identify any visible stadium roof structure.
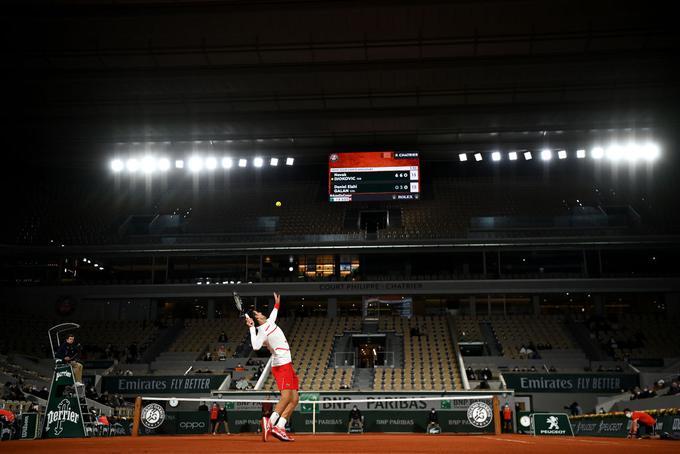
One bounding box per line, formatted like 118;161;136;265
1;0;677;164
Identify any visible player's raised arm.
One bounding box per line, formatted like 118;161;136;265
246;316;266;350
269;292;281;323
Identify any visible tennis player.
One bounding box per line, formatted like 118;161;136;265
246;292;299;442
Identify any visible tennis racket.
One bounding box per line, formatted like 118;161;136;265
233;291;249;319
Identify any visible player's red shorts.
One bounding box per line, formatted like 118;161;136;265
271;363;299;391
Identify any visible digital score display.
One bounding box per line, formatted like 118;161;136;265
328;151;420;202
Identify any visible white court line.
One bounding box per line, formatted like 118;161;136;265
572;439;627;446
479;436;534;444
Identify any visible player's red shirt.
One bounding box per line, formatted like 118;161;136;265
631;411;656;426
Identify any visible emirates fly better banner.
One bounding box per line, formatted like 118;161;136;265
102;375;229;394
502;373;639;393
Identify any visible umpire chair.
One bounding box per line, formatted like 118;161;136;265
43;323;94;438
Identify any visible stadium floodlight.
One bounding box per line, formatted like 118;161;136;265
221;157;233;169
238;158;247;167
558;150;567;160
591;147;604;159
188;156;204;172
644;143;660;161
458;153;468;162
524;151;532;160
270;157;279;166
491;151;501;161
141;156;156;173
175;159;185;169
254;157;264;168
576;149;586;159
606;144;623;161
474;153;483;161
508;152;518;161
623;143;640;161
126;158;140;172
158;158;170;171
205;157;217;170
110;159;124;172
540;149;552;161
286;157;295;166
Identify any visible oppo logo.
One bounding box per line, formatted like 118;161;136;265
180;422;206;429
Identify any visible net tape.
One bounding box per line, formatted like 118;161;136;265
141;395;495;404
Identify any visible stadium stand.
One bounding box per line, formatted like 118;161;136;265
592;314;680;360
454;315;485;343
5;175;676;249
167;317;245;358
262;317;360;391
0;317;158;363
488;315;577;359
377;316;461;390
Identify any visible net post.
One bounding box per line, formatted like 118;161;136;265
312;401;316;435
492;396;501;435
132;396;142;437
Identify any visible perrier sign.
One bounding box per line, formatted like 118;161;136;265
43;363;86;438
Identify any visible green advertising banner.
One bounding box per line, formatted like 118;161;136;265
19;413;40;439
516;411;533;434
300;392;320;414
102;375;229;394
43;363;86;439
531;413;574;436
176;412;211;434
503;373;639;393
139;392;502;434
138;409;211;435
571;413;680;438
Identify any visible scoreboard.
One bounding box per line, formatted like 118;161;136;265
328;151;420;202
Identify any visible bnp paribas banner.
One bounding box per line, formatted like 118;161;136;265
43;363;86;438
503;373;639;393
102;375;229;394
227;392;502;434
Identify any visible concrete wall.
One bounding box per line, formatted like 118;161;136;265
527;392;610;413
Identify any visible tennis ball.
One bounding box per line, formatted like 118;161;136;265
275;201;282;207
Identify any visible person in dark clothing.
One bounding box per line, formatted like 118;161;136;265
218;331;227;343
347;405;363;433
217;404;230;434
564;402;582;416
427;408;441;434
55;334;83;385
198;401;209;412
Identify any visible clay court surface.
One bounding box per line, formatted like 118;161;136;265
2;434;678;454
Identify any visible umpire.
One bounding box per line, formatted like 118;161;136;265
55;333;84;385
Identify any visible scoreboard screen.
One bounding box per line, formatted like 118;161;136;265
328;151;420;202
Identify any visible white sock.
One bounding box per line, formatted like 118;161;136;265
270;412;280;424
276;417;287;428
